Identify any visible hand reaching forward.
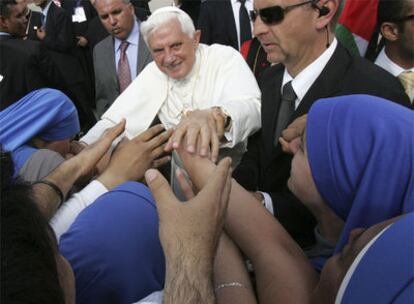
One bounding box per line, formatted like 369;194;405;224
98;124;173;189
145;157;232;261
164;108;227;163
145;158;232;304
279;114;307;154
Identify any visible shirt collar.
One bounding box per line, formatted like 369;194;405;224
375;48;414;76
114;19;139;52
232;0;252;4
41;0;53;17
282;38;338;104
0;32;11;36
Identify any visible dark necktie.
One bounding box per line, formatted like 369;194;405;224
40;14;45;27
117;41;132;93
239;0;252;47
274;81;296;146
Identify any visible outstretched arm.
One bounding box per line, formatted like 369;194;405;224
145;158;233;304
178;148;318;304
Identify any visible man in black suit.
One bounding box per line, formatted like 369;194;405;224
198;0;253;50
233;0;411;246
0;0;62;109
27;0;96;130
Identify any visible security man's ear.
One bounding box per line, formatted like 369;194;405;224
380;22;400;42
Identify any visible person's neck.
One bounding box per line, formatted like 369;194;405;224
39;0;51;10
312;205;344;245
285;35;333;77
385;44;414;70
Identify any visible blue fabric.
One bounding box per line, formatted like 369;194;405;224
340;212;414;304
0;88;80;174
59;182;165;304
307;95;414;253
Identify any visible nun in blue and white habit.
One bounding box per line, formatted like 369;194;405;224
0;88;80;181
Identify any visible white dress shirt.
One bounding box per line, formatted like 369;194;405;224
231;0;254;49
40;0;53;25
262;39;338;214
114;20;140;81
375;48;414;102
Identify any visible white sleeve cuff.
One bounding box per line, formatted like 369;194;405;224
258;191;274;215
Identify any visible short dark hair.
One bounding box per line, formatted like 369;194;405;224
0;0;17;18
1;180;65;303
0;148;15;191
378;0;409;28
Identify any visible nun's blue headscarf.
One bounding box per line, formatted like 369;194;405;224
59;182;165;304
307;95;414;252
0;89;80;175
336;212;414;303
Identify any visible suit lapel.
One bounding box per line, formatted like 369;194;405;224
293;44;352;120
106;37;119;92
137;32;151;74
225;0;239;50
260;64;284;157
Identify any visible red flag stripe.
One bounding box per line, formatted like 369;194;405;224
338;0;378;41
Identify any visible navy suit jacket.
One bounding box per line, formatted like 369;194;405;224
198;0;239;50
233;42;411;245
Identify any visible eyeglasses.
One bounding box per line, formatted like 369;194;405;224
250;0;313;25
391;14;414;23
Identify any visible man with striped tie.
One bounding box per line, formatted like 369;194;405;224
375;0;414;107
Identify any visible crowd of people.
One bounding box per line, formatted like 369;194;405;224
1;0;413;303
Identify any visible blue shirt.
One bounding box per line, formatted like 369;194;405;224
114;20;139;81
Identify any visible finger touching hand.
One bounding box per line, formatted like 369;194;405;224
145;169;179;212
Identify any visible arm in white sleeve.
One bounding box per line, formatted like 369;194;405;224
80;118;117;145
258;191;274;215
133;290;164;304
50;180;108;241
210;46;261;148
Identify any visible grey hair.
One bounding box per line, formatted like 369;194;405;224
140;6;195;46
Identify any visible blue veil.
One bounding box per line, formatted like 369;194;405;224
0;89;80;174
337;212;414;303
59;182;165;304
306;95;414;252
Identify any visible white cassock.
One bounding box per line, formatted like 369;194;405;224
81;43;261;164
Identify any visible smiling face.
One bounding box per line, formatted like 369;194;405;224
95;0;135;40
147;19;200;80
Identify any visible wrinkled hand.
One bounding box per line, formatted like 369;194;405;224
97;124;173;189
36;28;46;40
77;36;88;47
165;109;226;163
279;114;307;154
145;157;232;261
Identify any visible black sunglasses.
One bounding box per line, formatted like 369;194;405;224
250;0;313;25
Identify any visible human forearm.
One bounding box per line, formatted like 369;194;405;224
32;157;83;220
163;241;215;304
214;233;257;304
180;151;318;303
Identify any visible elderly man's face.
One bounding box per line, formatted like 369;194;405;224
148;19;200;80
253;0;321;69
95;0;135;40
0;2;28;37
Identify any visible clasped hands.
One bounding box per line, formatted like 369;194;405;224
164;107;228;163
